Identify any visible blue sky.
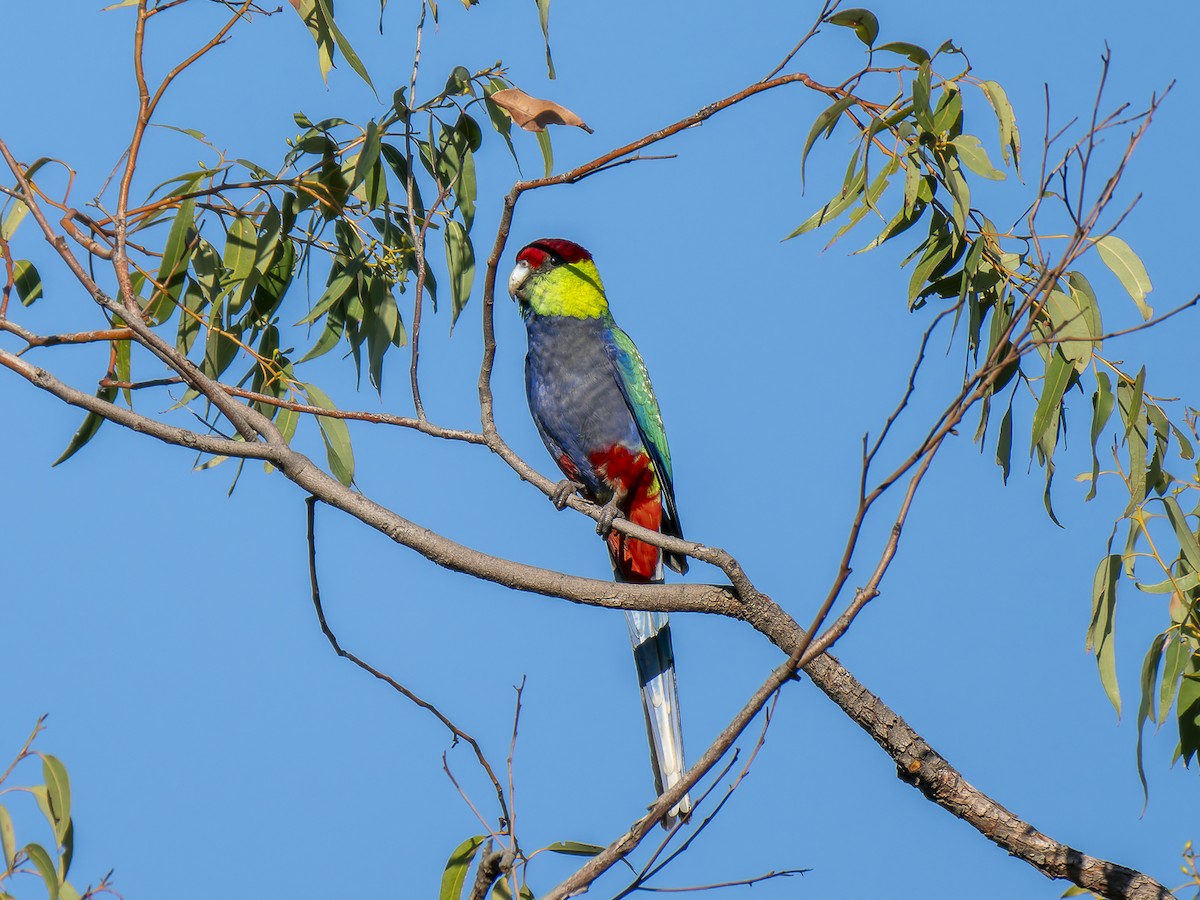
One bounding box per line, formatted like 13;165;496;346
2;2;1197;898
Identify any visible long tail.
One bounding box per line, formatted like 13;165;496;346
625;606;691;828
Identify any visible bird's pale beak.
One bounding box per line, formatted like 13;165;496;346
508;260;530;300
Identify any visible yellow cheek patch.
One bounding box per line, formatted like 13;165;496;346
530;261;609;318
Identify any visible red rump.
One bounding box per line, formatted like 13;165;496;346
588;445;662;583
517;238;593;270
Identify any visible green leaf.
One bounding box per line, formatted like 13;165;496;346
149;196;196;312
855;194;927;253
1135;571;1200;595
1095;236;1153;320
1;200;28;241
457;146;477;232
1134;632;1165;810
444;220;475;327
297;255;367;326
439;836;486;900
912;62;934;133
542;841;604;857
977;80;1020;172
1067;271;1102;342
202;302;240;381
1043;287;1093;373
950;135;1005;180
1086;372;1114;501
906;225;957;307
943;162;970;235
177;279;207;356
874;41;929;64
932;84;962;136
251;238;297;324
1160;632;1190;724
1160;496;1200;573
13;259;43;306
0;804;15;871
535;128;553;177
311;0;375;91
801;94;855;187
1174;421;1195;461
1030;349;1072;454
786;165;866;239
443;66;472;96
828;7;878;46
825;155;901;247
57;820;72;883
1118;369;1148;514
352;120;382;192
363;274;402;392
235;205;284;312
534;0;555;78
1088;554;1122;716
303;382;354;486
53;385;118;466
902;157;933;215
1179;655;1200;765
40;756;71;845
483;78;519;163
224;215;257;284
297;304;347;364
22;843;58;900
995;403;1013;484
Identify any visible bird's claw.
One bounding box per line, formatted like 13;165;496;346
595;501;623;537
550;478;582;510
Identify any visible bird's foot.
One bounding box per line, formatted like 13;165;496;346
595;499;623;537
549;478;583;510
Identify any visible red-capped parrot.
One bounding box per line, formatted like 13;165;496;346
509;238;691;827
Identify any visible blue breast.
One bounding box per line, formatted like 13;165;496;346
524;313;642;501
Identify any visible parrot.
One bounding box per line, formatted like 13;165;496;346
508;237;691;827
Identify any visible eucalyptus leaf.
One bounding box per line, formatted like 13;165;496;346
438;836;486;900
303;382;355;486
1088;554;1122;716
1096;236;1153;320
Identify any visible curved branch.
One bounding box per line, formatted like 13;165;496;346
305;496;511;828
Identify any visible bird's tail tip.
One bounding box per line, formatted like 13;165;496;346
657;791;693;830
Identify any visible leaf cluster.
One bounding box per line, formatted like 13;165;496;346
0;722;113;900
794;9;1199;781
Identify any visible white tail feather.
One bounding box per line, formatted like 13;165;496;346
625;608;691;826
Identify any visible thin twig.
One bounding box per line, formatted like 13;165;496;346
506;677;525;860
635;869;809;892
761;0;840;82
96;376;486;442
0;717;47;788
406;3;429;421
304;496;511;828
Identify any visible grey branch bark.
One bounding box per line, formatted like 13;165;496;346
468;842;512;900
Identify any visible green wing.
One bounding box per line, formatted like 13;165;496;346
604;323;683;541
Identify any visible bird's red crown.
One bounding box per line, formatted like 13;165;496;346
516;238;593;271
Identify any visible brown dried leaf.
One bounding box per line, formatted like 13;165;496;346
488;88;593;134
